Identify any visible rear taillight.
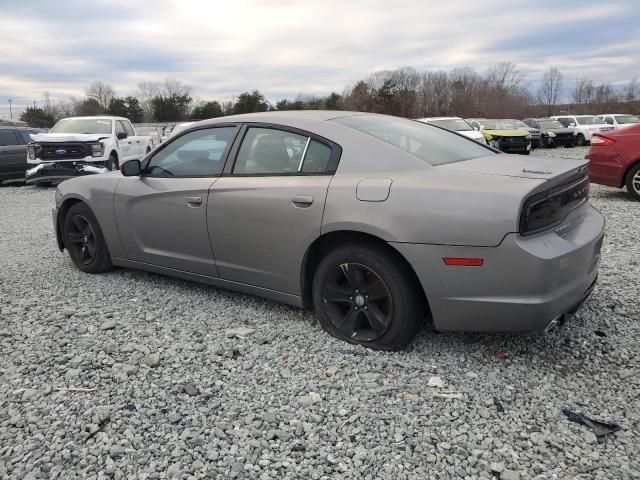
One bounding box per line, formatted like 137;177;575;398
520;176;590;236
590;135;616;146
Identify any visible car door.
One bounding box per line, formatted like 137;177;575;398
208;124;340;295
0;129;25;179
123;120;144;158
115;120;133;162
114;125;239;276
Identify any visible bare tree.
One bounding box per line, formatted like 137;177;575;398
537;67;563;116
136;81;160;121
623;78;638;102
572;78;594;113
593;83;617;107
86;81;115;110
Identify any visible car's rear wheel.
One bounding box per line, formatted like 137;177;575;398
576;133;586;146
625;163;640;201
312;242;425;351
105;154;118;171
63;203;113;273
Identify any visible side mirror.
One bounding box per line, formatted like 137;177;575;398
121;159;141;176
117;131;128;140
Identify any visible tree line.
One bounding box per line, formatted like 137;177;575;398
19;64;640;128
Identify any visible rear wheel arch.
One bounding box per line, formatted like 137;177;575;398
300;230;429;312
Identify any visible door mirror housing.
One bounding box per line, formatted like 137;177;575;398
121;159;141;176
117;131;128;140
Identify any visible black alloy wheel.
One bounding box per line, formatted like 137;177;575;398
66;214;97;265
322;262;393;342
312;242;425;350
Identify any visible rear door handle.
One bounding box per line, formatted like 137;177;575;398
291;195;314;206
186;196;202;207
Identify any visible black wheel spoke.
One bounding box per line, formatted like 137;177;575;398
365;304;389;337
337;309;360;338
86;242;96;259
67;232;84;244
366;280;388;301
340;263;364;289
323;283;352;304
71;215;86;232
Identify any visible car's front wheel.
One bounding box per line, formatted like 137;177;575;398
312;242;425;351
625;163;640;201
576;133;586;146
63;202;113;273
105;154;118;171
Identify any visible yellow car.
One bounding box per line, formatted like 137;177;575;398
467;119;532;155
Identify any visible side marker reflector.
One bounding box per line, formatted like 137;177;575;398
443;257;484;267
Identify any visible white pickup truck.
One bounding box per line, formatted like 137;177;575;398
26;116;153;185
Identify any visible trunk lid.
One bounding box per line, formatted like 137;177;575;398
438;154;587;186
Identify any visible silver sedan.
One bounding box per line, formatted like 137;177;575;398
53;111;604;350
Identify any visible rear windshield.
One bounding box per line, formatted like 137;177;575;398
50;118;113;134
428;118;473;132
332;115;492;166
539;120;564;129
575;116;605;126
614;115;640;124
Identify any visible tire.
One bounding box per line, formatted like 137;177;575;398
576;133;586;146
625;163;640;201
105;154;119;171
312;242;425;351
63;202;113;273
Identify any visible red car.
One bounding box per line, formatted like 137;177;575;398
587;124;640;200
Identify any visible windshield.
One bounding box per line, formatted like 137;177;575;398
481;120;522;130
539;120;564;129
429;118;473;132
332;115;493;166
575;116;605;126
615;115;640;124
50;118;113;134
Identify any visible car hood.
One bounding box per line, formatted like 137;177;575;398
30;133;111;143
482;129;529;138
438;153;588;183
543;127;575;135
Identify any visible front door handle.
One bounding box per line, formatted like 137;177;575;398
186;196;202;207
291;195;314;206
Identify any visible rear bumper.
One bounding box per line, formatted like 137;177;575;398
392;204;604;334
586;152;626;188
26;162;108;185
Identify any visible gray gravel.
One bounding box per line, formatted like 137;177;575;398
1;146;639;479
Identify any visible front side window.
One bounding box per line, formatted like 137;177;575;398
333;115;492;166
115;121;127;137
50;118;112;134
123;121;135;136
233;127;332;175
145;127;235;177
556;118;571;127
0;130;18;146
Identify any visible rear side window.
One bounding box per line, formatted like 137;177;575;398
0;130;18;147
556;118;571;127
233;127;333;175
332;115;492;166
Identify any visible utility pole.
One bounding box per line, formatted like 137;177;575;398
8;99;12;120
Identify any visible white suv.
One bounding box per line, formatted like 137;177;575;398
598;114;640;130
550;115;614;146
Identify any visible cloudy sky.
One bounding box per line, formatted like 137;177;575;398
1;0;639;118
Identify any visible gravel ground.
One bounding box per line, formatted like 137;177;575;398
1;146;638;480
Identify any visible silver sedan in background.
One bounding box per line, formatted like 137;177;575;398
52;111;604;350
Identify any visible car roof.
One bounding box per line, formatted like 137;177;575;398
58;116;122;121
418;116;464;121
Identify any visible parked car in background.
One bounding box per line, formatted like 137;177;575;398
26;116;153;185
0;126;38;181
170;122;196;137
135;126;163;149
598;114;640;130
52;111;602;350
550;115;614;146
523;118;576;148
586;124;640;201
505;119;542;148
467;119;531;154
416;117;486;144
